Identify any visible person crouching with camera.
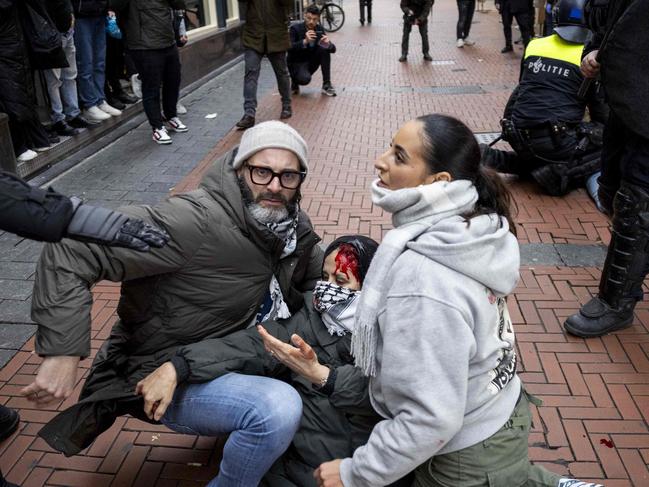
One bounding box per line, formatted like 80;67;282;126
400;0;434;62
288;5;337;97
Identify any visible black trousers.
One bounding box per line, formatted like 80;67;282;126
481;124;602;196
359;0;372;23
129;45;181;129
402;19;430;55
105;35;127;97
600;111;649;195
456;0;476;39
288;47;332;86
501;5;532;47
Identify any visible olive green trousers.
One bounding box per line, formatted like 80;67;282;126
413;389;562;487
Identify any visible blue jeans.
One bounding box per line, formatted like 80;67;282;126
161;373;302;487
74;17;106;109
45;31;81;122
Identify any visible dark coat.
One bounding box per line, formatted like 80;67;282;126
287;21;336;64
0;172;74;242
400;0;433;22
109;0;186;50
176;294;378;487
70;0;107;17
46;0;74;33
0;0;64;120
35;148;324;456
241;0;292;53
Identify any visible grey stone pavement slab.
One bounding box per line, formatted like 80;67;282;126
0;58;279;367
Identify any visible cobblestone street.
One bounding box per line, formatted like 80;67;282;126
0;0;647;485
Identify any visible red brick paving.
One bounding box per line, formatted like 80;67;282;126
2;0;648;485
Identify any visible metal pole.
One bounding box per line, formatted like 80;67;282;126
217;0;228;27
0;113;17;174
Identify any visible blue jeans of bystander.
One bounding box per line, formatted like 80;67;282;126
161;373;303;487
74;17;106;109
45;31;81;122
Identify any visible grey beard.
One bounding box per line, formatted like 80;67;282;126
238;177;299;224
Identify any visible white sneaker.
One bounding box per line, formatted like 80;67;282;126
152;126;172;144
17;149;38;162
83;106;111;121
176;102;187;114
463;37;476;46
166;117;188;133
98;101;122;116
131;74;142;99
456;38;465;48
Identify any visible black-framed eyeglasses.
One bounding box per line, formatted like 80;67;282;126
246;164;306;189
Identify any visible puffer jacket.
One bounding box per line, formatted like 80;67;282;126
175;294;378;487
241;0;292;53
109;0;185;50
34;148;323;456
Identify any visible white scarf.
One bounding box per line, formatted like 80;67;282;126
351;179;479;376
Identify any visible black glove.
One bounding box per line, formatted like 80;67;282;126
65;197;170;251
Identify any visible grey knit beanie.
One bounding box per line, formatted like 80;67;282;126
232;121;308;173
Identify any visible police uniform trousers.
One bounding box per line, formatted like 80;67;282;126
481;124;602;196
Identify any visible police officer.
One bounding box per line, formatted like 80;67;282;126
0;171;168;487
564;0;649;338
481;0;608;197
399;0;434;62
0;171;169;249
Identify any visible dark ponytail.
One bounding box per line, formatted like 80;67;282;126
416;114;518;236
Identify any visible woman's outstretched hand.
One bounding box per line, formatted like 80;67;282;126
257;325;330;385
314;459;344;487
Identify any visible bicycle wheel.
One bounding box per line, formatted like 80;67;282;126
320;3;345;32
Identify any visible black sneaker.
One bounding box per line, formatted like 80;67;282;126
423;53;432;61
280;107;292;119
501;45;513;53
52;120;82;137
399;55;407;62
68;115;96;128
322;83;337;97
107;97;126;110
0;405;19;442
116;92;139;104
236;114;255;130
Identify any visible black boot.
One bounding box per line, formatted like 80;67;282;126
0;470;20;487
564;183;649;337
0;405;19;442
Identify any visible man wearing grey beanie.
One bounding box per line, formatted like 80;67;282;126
29;120;323;487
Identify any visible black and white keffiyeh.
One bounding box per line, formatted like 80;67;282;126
264;214;298;258
313;281;359;336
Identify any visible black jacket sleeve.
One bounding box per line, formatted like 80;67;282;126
0;171;74;242
175;313;305;383
289;22;305;52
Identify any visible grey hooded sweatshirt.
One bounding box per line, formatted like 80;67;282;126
340;212;521;486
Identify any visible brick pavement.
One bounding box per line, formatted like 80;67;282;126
1;0;648;485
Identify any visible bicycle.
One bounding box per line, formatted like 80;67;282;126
315;0;345;32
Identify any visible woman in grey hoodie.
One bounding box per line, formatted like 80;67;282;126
313;114;603;487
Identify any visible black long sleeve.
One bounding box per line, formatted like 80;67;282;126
0;171;74;242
